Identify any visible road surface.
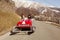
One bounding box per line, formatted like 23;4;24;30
0;20;60;40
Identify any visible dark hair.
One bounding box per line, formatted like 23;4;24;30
28;14;31;19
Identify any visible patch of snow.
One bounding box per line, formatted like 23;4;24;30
52;9;60;12
41;8;47;14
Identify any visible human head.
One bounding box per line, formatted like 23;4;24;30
28;14;31;19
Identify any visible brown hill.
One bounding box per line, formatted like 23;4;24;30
0;0;20;35
16;7;39;18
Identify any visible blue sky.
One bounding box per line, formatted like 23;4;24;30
28;0;60;7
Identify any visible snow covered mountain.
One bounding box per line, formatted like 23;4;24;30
13;0;46;10
13;0;60;24
12;0;60;13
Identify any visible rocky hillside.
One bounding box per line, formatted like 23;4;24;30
0;0;20;35
15;1;60;24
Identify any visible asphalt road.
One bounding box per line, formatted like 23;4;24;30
0;20;60;40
